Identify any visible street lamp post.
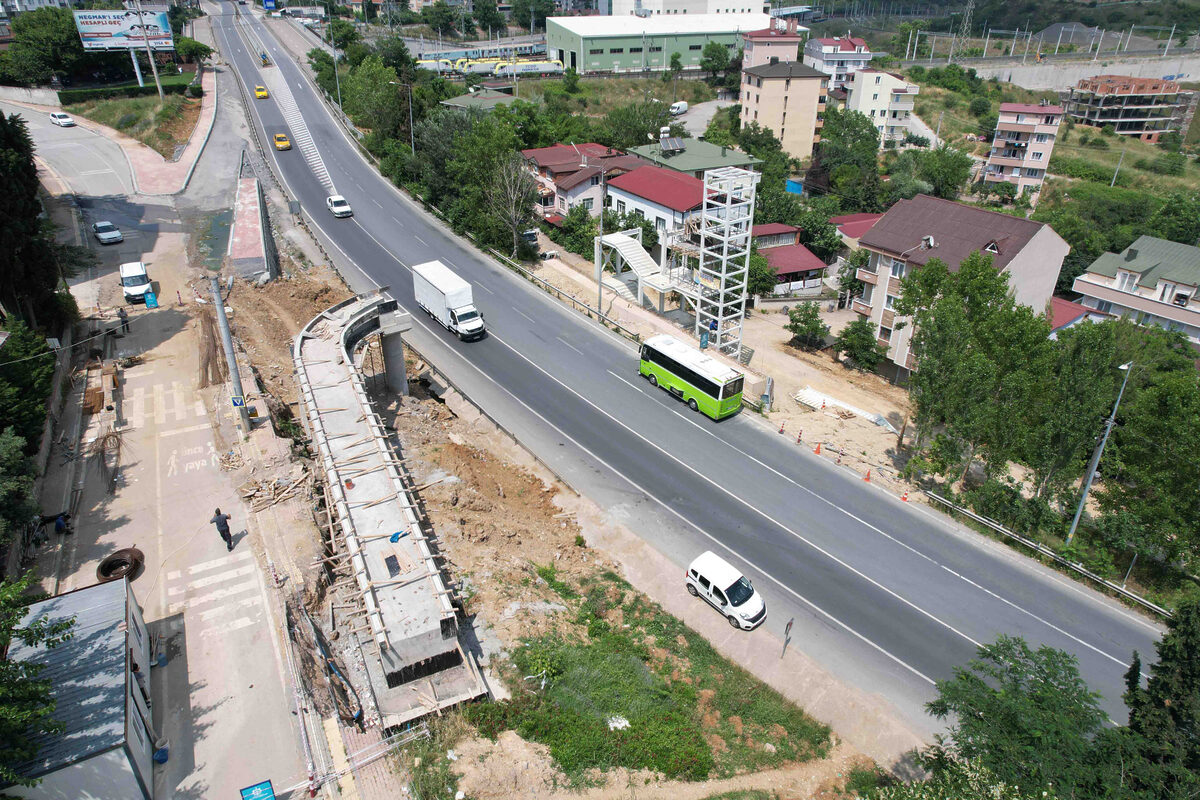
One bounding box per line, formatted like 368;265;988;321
581;153;610;316
1066;361;1133;545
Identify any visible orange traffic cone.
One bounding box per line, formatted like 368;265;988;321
864;470;871;482
814;442;822;455
901;490;909;501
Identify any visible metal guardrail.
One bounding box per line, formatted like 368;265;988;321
924;490;1171;618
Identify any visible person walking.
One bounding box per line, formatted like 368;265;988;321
211;508;233;551
117;306;130;334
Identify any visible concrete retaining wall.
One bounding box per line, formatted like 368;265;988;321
968;54;1200;90
0;85;60;107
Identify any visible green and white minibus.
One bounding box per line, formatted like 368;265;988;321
639;334;745;420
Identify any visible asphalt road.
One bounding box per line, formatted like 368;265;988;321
210;4;1163;739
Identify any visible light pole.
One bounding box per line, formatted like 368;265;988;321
1066;361;1133;545
388;81;416;154
580;152;611;315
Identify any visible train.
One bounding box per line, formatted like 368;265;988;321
415;58;454;72
416;41;545;63
491;59;564;78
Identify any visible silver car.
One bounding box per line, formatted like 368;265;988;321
49;112;75;127
92;221;123;245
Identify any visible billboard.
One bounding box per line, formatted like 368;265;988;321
263;0;276;9
73;10;175;52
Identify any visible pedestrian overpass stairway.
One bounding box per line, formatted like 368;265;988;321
600;233;699;300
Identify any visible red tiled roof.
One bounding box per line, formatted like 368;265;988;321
752;223;799;237
764;243;825;275
543;214;565;227
743;27;802;40
817;36;869;52
1000;102;1064;114
830;212;883;240
1048;297;1109;330
554;155;648;190
606;166;704;213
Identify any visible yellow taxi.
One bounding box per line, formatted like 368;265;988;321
273;133;292;151
254;85;269;99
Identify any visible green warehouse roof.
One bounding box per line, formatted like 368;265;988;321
628;138;762;176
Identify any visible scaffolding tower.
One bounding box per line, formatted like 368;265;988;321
694;167;759;359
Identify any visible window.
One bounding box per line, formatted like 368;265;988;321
884;294;897;310
1034;133;1048;143
581;198;594;210
630;47;642;53
616;200;626;214
872;92;879;100
1116;271;1139;292
689;44;702;50
1159;281;1177;302
590;176;600;186
609;48;624;54
655;217;665;231
1032;151;1043;160
649;46;662;52
589;49;603;55
642;346;721;397
874;75;881;84
1095;300;1113;314
633;209;644;219
984;241;999;254
889;258;904;278
879;325;893;342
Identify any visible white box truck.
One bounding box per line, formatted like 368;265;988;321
412;260;486;341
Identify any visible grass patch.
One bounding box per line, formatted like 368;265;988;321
65;93;202;158
395;714;472;800
535;563;579;599
464;571;830;784
843;764;890;796
518;75;716;117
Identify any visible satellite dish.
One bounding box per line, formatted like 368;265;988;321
648;132;655;141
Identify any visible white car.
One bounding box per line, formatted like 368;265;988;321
91;221;123;245
685;551;766;630
326;195;353;218
49;112;75;127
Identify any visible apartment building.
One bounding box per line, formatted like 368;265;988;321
855;195;1068;375
741;19;804;68
1072;235;1200;345
801;34;872;89
982;101;1063;199
739;61;828;160
844;69;919;146
1061;75;1196;143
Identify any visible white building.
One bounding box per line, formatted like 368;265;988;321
844;68;919;146
605;165;705;238
1;579;155;800
0;0;71;13
802;34;873;89
610;0;770;15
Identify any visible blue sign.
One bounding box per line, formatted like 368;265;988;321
264;0;276;8
699;329;709;349
241;780;275;800
144;291;159;309
232;395;246;407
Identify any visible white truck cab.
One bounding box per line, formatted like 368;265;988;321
119;262;152;303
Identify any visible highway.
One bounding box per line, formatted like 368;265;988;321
210;4;1163;740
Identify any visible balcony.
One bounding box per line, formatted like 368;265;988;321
905;352;916;370
1073;276;1200;329
987;154;1033;168
881;309;896;328
856;267;877;285
852;298;872;316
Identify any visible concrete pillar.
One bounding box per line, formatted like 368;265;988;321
379;311;413;396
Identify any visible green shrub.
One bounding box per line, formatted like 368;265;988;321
1134;152;1185;175
969;96;990;117
57;82;188;104
115;113;139;130
186;84;203;98
1086;136;1110;149
1048;154;1126;185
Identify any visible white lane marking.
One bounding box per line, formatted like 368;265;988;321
414;235;428;246
160;422;211;438
558;337;584;355
496;333;982;652
514;308;537;325
166;549;254;580
395;323;934;684
606;369;642;391
167;581;259;614
475;282;494;295
371;198;382;207
201;616;257;636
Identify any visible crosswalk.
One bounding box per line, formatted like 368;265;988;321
166;549;265;637
123;381;208;429
269;75;335;193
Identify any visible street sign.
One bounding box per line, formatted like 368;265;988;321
263;0;275;8
240;781;275;800
231;396;246;408
699;329;709;349
144;291;159;309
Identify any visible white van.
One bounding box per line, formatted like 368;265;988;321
119;261;152;303
685;551;766;630
669;101;688;116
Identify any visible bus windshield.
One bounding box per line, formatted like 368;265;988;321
722;376;744;400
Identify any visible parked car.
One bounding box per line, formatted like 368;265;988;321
326;195;353;218
273;133;291;150
49;112;75;127
91;221;123;245
254;85;269;99
685;551;766;630
119;262;152;303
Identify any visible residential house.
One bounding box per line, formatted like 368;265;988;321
2;579;155;800
844;68;919;146
605;164;706;242
741;19;804;68
1048;296;1111;339
982;101;1063;199
521;143;646;220
739;61;828;160
830;212;883;249
752;223;826;294
802;34;872;89
855;194;1068;375
628;136;762;179
1061;75;1196;143
1071;235;1200;345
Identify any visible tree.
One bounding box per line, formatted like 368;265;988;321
916;144;973;200
747;251;776;297
174;37;214;64
833;318;885;370
878;759;1057;800
665;51;683;96
376;36;417;78
0;8;88;86
785;303;828;350
811;108;881;211
329;19;360;50
0;323;54;450
420;1;458;36
1120;600;1200;799
837;249;868;298
561;67;580;94
0;572;75;787
509;0;555;32
486;153;539;257
926;636;1106;795
699;40;729;81
598;100;673;150
0;429;35;545
472;0;505;35
340;56;403;148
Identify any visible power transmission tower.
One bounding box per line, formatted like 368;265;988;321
949;0;974;64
